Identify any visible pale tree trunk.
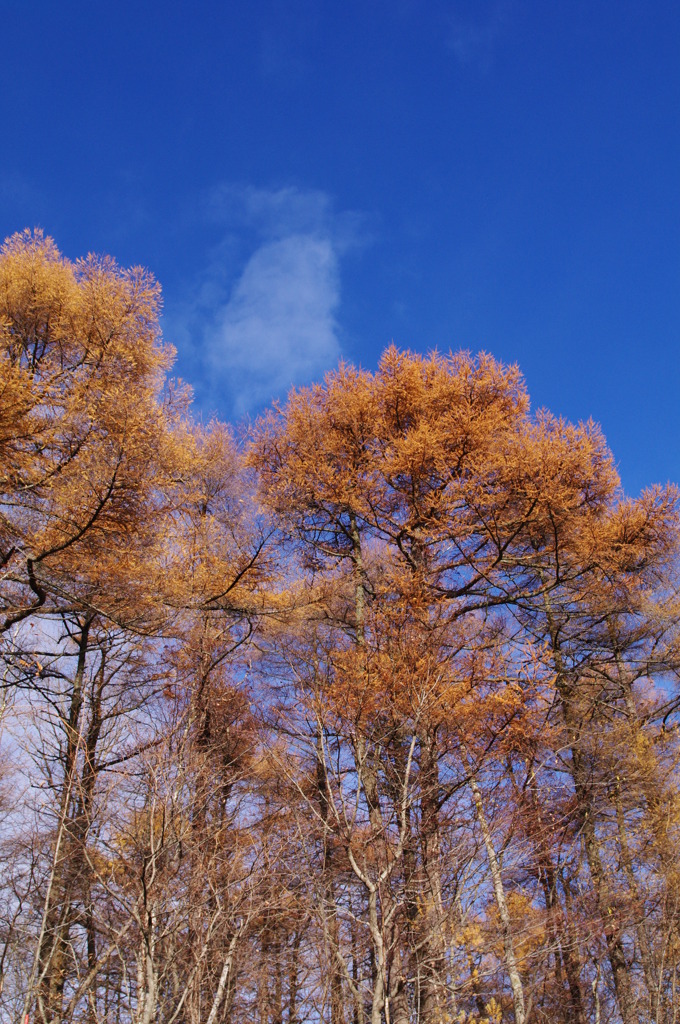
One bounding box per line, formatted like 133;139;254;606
388;952;411;1024
417;730;450;1024
467;768;526;1024
136;906;158;1024
31;616;94;1024
316;723;345;1024
351;514;388;1024
205;931;240;1024
349;744;388;1024
347;728;417;1024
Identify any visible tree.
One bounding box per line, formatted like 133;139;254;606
0;228;177;634
2;230;679;1024
0;233;272;1024
250;347;680;1023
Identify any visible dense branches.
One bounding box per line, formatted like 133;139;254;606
1;232;679;1024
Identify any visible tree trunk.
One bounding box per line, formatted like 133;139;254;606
418;730;450;1024
560;680;637;1023
467;769;526;1024
36;616;94;1024
543;591;638;1024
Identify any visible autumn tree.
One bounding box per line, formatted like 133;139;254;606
2;229;679;1024
250;346;680;1024
0;232;272;1024
0;228;180;635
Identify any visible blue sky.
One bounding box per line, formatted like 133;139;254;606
2;0;678;495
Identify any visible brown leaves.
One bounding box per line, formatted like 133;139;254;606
0;230;176;629
249;346;530;550
2;233;680;1024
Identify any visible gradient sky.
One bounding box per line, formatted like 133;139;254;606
2;0;678;495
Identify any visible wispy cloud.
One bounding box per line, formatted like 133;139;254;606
171;185;364;419
206;232;340;415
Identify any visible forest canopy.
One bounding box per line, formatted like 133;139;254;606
2;230;680;1024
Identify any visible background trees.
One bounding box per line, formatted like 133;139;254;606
1;232;679;1023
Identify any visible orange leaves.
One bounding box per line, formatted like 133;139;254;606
250;343;668;625
155;421;274;666
482;889;547;969
0;229;180;630
3;236;680;1024
376;345;528;502
249;346;530;556
249;342;680;764
598;484;680;577
250;360;379;541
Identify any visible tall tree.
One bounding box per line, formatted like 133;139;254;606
0;228;176;634
2;232;679;1024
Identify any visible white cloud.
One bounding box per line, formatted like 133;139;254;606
172;185;363;419
209;183;334;239
206;232;340;415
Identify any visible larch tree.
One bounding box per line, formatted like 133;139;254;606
2;230;679;1024
0;232;271;1024
250;346;680;1024
0;229;181;634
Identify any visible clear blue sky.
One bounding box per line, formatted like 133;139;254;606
2;0;678;495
